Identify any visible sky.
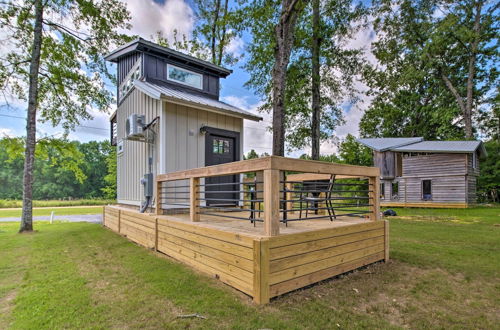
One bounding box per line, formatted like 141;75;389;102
0;0;377;157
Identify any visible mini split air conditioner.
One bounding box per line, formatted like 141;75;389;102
126;114;145;139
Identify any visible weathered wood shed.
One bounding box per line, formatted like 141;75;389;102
358;138;487;208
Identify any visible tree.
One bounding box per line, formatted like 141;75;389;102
244;0;364;155
0;0;130;232
244;149;260;160
102;148;117;200
477;140;499;203
362;0;498;139
155;0;242;67
270;0;306;156
337;134;372;166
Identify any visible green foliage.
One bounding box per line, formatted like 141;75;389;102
337;134;373;166
102;148;117;199
243;149;260;160
0;138;115;200
243;0;367;152
0;0;131;132
477;140;500;202
155;0;243;67
0;199;113;209
360;0;498;139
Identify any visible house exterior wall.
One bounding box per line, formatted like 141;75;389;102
116;90;244;206
164;101;243;173
116;88;162;205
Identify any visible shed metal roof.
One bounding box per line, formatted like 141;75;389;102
392;140;487;157
134;80;262;122
357;137;424;152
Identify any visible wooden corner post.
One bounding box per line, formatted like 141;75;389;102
190;177;200;222
369;175;380;221
156;179;162;215
263;169;280;236
253;239;270;304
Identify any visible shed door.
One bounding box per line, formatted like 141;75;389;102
205;128;240;206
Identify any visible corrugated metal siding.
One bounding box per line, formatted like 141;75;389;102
117;88;162;204
117;53;141;87
164;101;243;173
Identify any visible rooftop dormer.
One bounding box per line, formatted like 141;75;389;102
105;38;232;103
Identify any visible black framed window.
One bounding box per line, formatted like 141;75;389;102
422;180;432;201
380;183;385;199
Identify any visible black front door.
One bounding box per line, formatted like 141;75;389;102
204;127;240;206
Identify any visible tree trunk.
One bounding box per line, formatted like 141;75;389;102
211;0;221;64
272;0;302;156
464;0;483;139
19;0;43;233
311;0;320;160
217;0;229;66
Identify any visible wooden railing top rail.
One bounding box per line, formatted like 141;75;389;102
156;156;380;182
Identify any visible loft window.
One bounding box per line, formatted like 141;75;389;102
422;180;432;201
472;152;477;169
380;183;385;199
167;64;202;89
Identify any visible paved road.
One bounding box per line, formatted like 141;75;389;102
0;214;102;223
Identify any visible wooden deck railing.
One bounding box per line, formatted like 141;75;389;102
155;156;380;236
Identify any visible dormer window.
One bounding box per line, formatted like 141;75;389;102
167;64;202;89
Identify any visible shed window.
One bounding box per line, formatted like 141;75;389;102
422;180;432;201
380;183;385;199
167;64;202;89
472;152;477;169
119;61;141;101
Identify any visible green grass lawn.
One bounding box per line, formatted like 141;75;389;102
0;199;113;208
0;206;103;218
0;207;499;329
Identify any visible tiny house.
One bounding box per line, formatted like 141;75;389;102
106;38;261;209
358;138;487;208
102;39;388;304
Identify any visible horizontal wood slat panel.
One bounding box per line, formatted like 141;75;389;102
269;252;384;297
159;217;254;248
269;221;384;249
270;236;385;272
157;239;253;285
158;243;254;295
158;231;254;272
269;243;385;285
157;225;254;260
270;229;384;260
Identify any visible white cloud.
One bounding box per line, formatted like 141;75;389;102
122;0;194;40
0;128;14;137
226;35;245;58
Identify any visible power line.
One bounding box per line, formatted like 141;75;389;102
0;113;109;131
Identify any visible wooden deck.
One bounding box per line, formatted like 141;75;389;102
103;156;388;304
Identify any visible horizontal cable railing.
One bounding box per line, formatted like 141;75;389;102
155;156;380;236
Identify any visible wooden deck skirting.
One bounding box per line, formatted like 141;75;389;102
104;156;386;304
104;206;388;304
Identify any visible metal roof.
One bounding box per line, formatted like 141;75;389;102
357;137;424;152
105;38;232;77
134;80;262;122
392;140;487;157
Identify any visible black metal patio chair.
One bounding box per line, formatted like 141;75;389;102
298;175;337;221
